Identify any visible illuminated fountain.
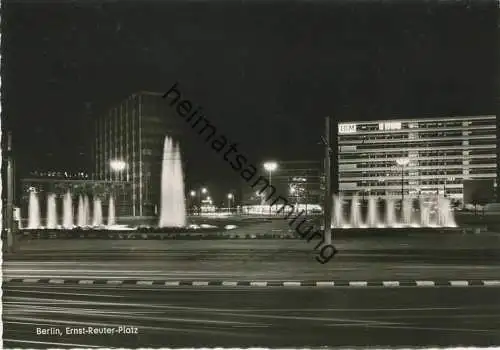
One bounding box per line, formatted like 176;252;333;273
77;195;86;227
46;193;57;229
159;136;187;227
62;191;74;228
107;196;116;226
366;197;380;227
23;135;225;232
331;194;456;229
27;191;41;229
92;198;103;227
84;195;91;226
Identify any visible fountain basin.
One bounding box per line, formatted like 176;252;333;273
323;227;465;238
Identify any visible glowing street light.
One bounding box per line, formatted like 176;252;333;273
263;161;278;185
263;161;278;214
227;193;234;213
191;187;209;215
110;159;127;172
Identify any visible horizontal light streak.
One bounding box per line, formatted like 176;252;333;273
340;174;496;182
340;154;496;163
340;135;496;145
340;164;497;172
340;144;495;154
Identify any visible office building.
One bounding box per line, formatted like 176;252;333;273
337;115;497;202
92;91;182;217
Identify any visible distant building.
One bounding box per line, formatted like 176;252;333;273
337;115;497;202
92;91;183;217
241;160;324;210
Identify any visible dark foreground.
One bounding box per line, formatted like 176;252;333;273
3;235;500;348
3;283;500;348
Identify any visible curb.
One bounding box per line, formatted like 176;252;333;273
4;278;500;287
17;232;297;240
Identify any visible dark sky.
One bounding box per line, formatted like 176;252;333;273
2;0;497;195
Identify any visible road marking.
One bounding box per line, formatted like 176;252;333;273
22;279;40;283
416;280;435;287
349;281;368;287
4;278;500;288
382;281;400;287
48;279;65;284
222;281;238;286
106;280;123;285
136;281;153;285
482;280;500;286
450;280;469;287
78;280;94;285
283;281;302;287
316;281;335;287
192;281;209;286
250;281;268;287
164;281;180;286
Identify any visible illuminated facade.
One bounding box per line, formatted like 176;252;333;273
241;160;324;207
92;92;182;217
337;115;497;202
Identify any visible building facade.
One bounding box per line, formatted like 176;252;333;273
241;160;324;208
337;115;497;202
92;91;182;217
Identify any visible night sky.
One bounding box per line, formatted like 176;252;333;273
2;0;497;197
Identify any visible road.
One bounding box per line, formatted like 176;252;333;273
3;235;500;348
4;238;500;281
3;283;500;348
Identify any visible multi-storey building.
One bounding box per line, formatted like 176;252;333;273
337;115;497;202
241;160;324;207
92;91;182;217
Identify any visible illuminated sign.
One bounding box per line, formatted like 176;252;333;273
378;121;402;131
338;123;357;134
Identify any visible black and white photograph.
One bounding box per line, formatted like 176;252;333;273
1;0;500;348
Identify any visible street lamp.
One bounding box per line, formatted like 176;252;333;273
396;158;410;201
110;159;127;173
263;161;278;185
227;193;234;213
263;161;278;214
190;187;209;215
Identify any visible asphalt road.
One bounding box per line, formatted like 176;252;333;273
3;283;500;348
4;235;500;348
4;238;500;281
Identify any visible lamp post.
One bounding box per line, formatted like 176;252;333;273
191;187;208;215
263;161;278;185
227;193;234;213
189;190;196;214
396;158;410;201
263;161;278;214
